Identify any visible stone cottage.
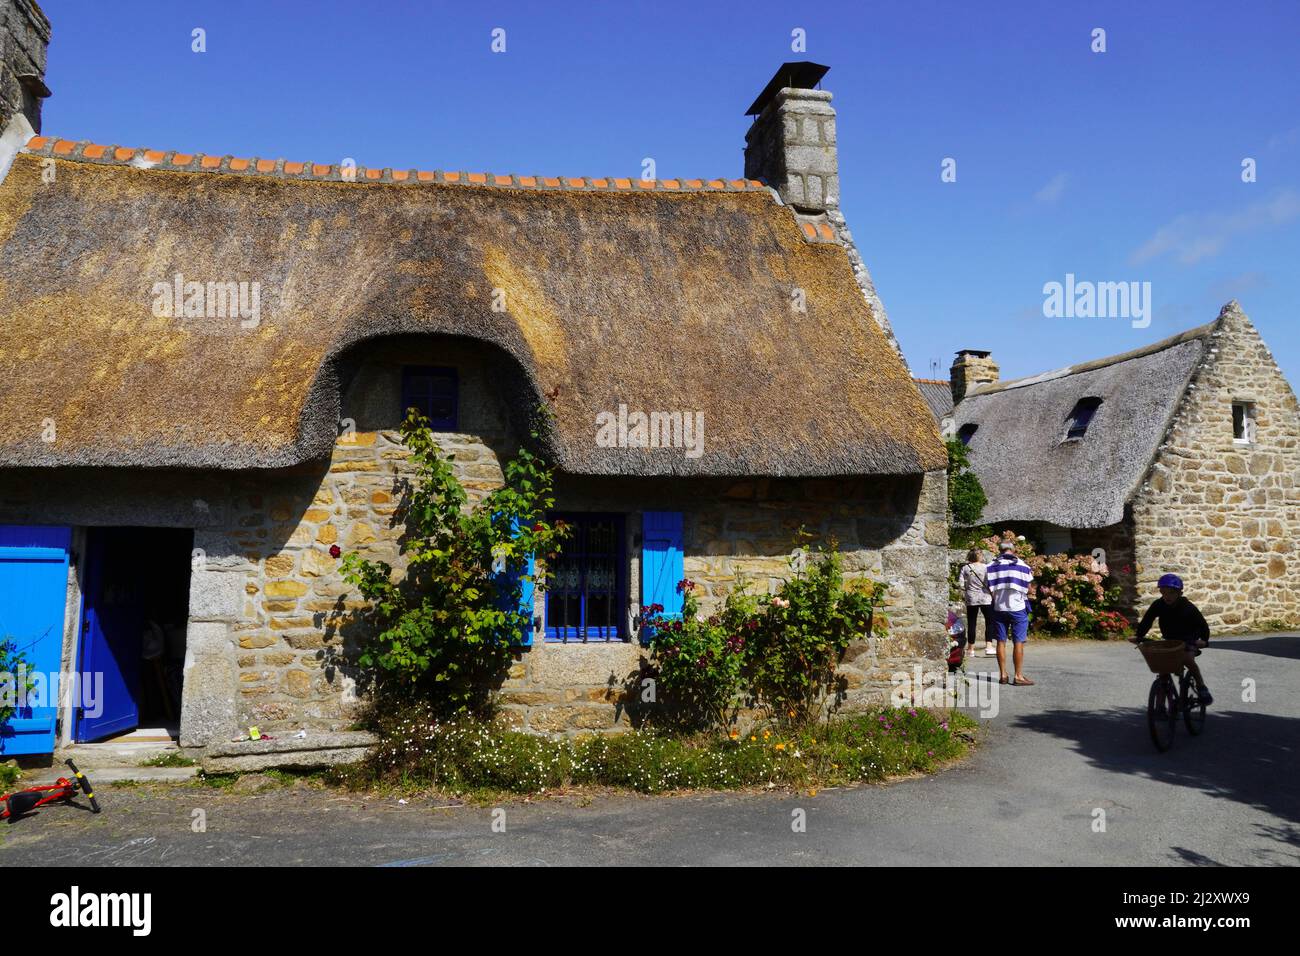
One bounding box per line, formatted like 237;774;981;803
0;10;948;764
944;303;1300;631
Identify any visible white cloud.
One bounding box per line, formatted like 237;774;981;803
1034;172;1068;204
1130;189;1300;266
1206;271;1270;304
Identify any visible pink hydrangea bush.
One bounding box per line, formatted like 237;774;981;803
980;531;1129;639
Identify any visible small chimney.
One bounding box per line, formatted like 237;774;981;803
951;349;999;405
744;61;838;213
1;0;52;135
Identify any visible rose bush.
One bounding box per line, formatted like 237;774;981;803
639;541;889;731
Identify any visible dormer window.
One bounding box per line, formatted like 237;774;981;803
1064;397;1102;441
957;423;979;445
1232;401;1256;444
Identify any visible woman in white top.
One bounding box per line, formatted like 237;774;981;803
958;549;995;659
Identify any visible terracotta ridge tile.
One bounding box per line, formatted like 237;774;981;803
16;136;782;202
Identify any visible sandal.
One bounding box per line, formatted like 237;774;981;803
1012;677;1035;686
999;676;1009;684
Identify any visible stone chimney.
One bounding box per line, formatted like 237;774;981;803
951;349;999;404
743;61;838;213
1;0;51;135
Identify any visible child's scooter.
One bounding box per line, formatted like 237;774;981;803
1;758;101;821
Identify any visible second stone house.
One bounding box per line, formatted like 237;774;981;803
943;302;1300;631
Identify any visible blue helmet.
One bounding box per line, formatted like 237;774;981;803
1157;573;1184;591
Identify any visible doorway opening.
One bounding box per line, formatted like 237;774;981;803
76;527;194;743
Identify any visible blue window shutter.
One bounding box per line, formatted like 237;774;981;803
640;511;683;645
494;515;535;646
515;545;536;647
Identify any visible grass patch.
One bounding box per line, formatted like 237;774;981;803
332;706;978;797
195;767;330;790
138;752;197;768
198;772;240;789
0;761;22;790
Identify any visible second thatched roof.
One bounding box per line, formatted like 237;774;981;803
951;317;1225;528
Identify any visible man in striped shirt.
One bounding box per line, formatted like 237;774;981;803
987;540;1035;685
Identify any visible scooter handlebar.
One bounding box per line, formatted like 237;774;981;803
64;759;101;814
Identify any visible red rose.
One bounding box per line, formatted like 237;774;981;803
329;545;341;559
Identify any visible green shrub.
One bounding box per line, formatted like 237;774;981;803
0;636;33;728
635;581;754;732
741;545;886;724
639;540;888;731
341;407;569;720
946;439;987;528
0;760;20;790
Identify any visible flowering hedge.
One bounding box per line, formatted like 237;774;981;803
978;531;1128;639
636;543;888;731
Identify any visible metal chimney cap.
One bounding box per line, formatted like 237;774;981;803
745;61;830;116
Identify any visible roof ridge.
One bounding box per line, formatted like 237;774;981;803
967;318;1221;398
21;136;769;193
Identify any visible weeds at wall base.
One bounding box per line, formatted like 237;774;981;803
329;706;980;799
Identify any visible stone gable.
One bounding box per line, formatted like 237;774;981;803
1130;307;1300;631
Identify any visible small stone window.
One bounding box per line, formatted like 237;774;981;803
957;423;979;445
1233;401;1256;444
401;366;458;430
1064;397;1103;441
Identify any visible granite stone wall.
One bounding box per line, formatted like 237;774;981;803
1129;306;1300;632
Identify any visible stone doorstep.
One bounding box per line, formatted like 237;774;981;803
55;740;181;769
198;730;377;773
24;766;200;787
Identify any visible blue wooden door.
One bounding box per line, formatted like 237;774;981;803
76;529;141;742
0;525;71;756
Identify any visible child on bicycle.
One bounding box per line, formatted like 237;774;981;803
1129;573;1213;706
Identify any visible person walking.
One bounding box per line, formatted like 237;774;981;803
957;549;994;660
987;540;1035;685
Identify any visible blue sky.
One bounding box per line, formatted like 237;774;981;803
39;0;1300;385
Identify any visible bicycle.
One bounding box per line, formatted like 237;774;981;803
1134;638;1206;752
1;759;101;821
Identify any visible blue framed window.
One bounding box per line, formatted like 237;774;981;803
545;513;626;642
401;366;458;430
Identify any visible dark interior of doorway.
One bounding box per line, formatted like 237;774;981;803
81;527;193;739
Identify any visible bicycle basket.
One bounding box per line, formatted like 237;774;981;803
1139;639;1186;675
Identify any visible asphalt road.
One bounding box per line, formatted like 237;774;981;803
2;636;1297;866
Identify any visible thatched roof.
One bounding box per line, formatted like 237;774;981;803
913;378;954;420
951;317;1223;528
0;137;945;477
